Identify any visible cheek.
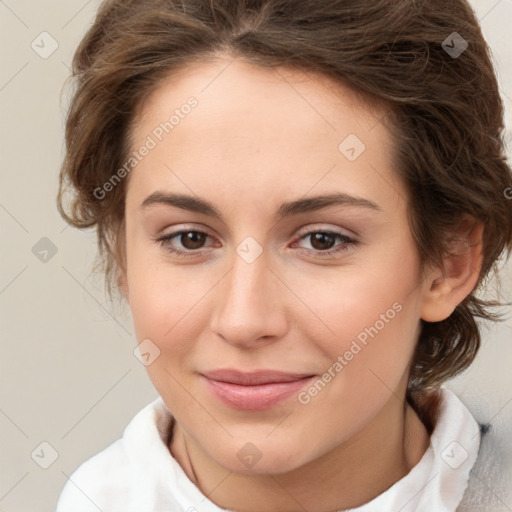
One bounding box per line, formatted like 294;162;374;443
125;244;216;363
128;273;199;347
298;262;413;345
317;295;416;393
126;238;183;331
125;256;207;406
295;290;419;445
298;250;421;387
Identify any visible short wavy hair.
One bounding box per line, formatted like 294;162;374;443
58;0;512;418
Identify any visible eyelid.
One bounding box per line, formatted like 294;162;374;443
158;223;214;238
158;223;357;244
294;223;357;239
156;224;218;249
156;223;359;260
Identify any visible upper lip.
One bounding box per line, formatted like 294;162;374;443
201;369;315;386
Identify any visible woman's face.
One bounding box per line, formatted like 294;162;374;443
122;56;431;473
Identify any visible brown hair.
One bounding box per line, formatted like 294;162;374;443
57;0;512;411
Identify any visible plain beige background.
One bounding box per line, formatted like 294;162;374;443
0;1;511;511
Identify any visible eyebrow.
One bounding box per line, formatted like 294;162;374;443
141;191;382;221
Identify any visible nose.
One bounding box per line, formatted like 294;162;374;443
209;247;288;349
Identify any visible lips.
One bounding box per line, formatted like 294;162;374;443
200;369;316;410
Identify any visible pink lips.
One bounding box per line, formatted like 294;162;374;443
201;369;315;410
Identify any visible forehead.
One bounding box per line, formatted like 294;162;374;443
132;55;386;143
127;56;404;214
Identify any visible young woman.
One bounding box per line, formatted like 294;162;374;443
55;1;512;510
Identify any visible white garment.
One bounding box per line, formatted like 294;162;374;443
55;388;481;512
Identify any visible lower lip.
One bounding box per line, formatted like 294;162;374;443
202;375;315;410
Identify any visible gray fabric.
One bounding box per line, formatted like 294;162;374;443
457;423;511;511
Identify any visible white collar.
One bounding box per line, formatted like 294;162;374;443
123;387;481;512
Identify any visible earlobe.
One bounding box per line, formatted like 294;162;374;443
420;217;484;322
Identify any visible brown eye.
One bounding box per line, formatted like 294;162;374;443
179;231;207;250
309;232;337;251
157;229;213;257
293;229;358;258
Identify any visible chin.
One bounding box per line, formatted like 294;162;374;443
208;437;315;476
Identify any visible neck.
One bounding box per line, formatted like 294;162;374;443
170;391;430;512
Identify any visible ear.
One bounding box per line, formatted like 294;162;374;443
420;216;484;322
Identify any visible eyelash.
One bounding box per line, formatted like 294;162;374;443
156;228;358;259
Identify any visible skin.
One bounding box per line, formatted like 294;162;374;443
119;54;483;511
